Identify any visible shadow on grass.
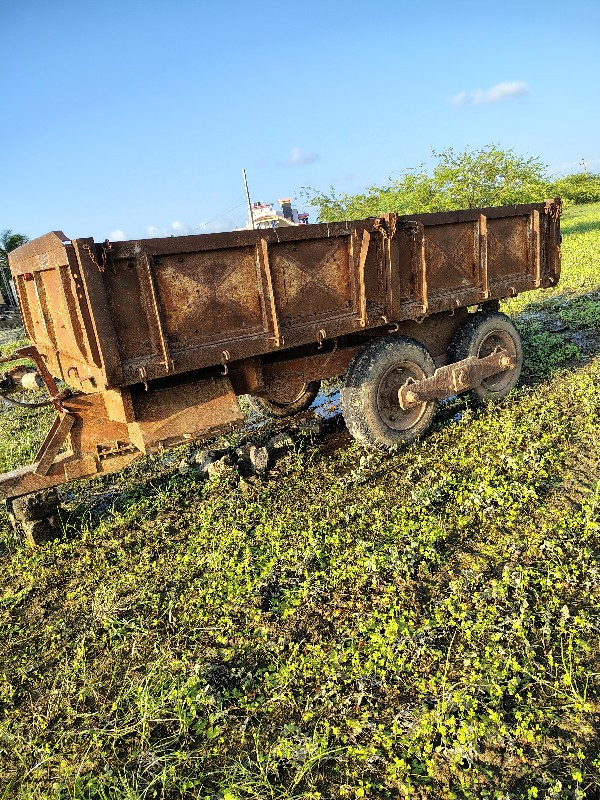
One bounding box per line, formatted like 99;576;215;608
513;289;600;381
561;215;600;237
56;411;347;541
57;453;200;540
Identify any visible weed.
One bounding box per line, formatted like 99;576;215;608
0;204;599;799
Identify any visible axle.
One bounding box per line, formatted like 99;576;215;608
398;349;516;409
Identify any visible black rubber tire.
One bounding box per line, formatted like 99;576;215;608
341;335;437;451
248;379;321;418
448;311;523;405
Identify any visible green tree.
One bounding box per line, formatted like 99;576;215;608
303;167;437;221
549;172;600;205
303;145;550;222
429;144;548;209
0;229;29;305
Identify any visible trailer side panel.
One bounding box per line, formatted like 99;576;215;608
8;202;560;391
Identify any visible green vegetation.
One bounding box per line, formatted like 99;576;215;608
550;173;600;207
0;230;28;306
303;146;600;223
0;204;599;799
303;145;549;222
0;230;29;272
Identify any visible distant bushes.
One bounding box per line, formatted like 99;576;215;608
302;145;600;222
549;172;600;206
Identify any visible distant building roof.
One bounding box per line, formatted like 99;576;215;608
236;197;309;230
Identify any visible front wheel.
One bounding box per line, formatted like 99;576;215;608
341;335;437;451
448;311;523;405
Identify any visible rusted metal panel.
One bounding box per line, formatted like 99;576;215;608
152;245;265;349
70;239;124;388
269;236;355;329
422;220;477;298
127;376;244;453
9;203;559;395
63;393;133;456
10;232;74;377
10;234;120;390
100;248;156;365
486;215;530;284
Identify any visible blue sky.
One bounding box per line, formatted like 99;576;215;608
1;0;598;242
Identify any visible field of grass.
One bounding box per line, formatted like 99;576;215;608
0;204;599;800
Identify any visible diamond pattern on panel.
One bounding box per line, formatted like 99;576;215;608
425;227;476;291
271;239;352;322
155;248;263;343
487;221;527;279
424;237;447;279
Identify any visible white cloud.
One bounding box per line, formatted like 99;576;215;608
109;229;126;241
451;91;469;108
452;81;528;108
143;216;242;239
145;221;191;237
285;147;319;166
168;220;192;235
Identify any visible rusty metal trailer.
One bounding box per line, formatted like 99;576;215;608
1;200;561;507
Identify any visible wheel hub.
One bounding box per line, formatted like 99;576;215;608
376;361;428;431
262;376;310;405
477;329;518;391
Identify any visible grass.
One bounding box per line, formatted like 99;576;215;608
0;204;599;799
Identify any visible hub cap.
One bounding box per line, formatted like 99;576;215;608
376;361;429;431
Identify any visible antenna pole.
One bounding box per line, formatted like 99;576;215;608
242;168;255;230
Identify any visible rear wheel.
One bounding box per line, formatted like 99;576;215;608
448;311;522;404
248;378;321;418
341;335;437;451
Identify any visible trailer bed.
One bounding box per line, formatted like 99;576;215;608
1;200;561;517
9;202;560;393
